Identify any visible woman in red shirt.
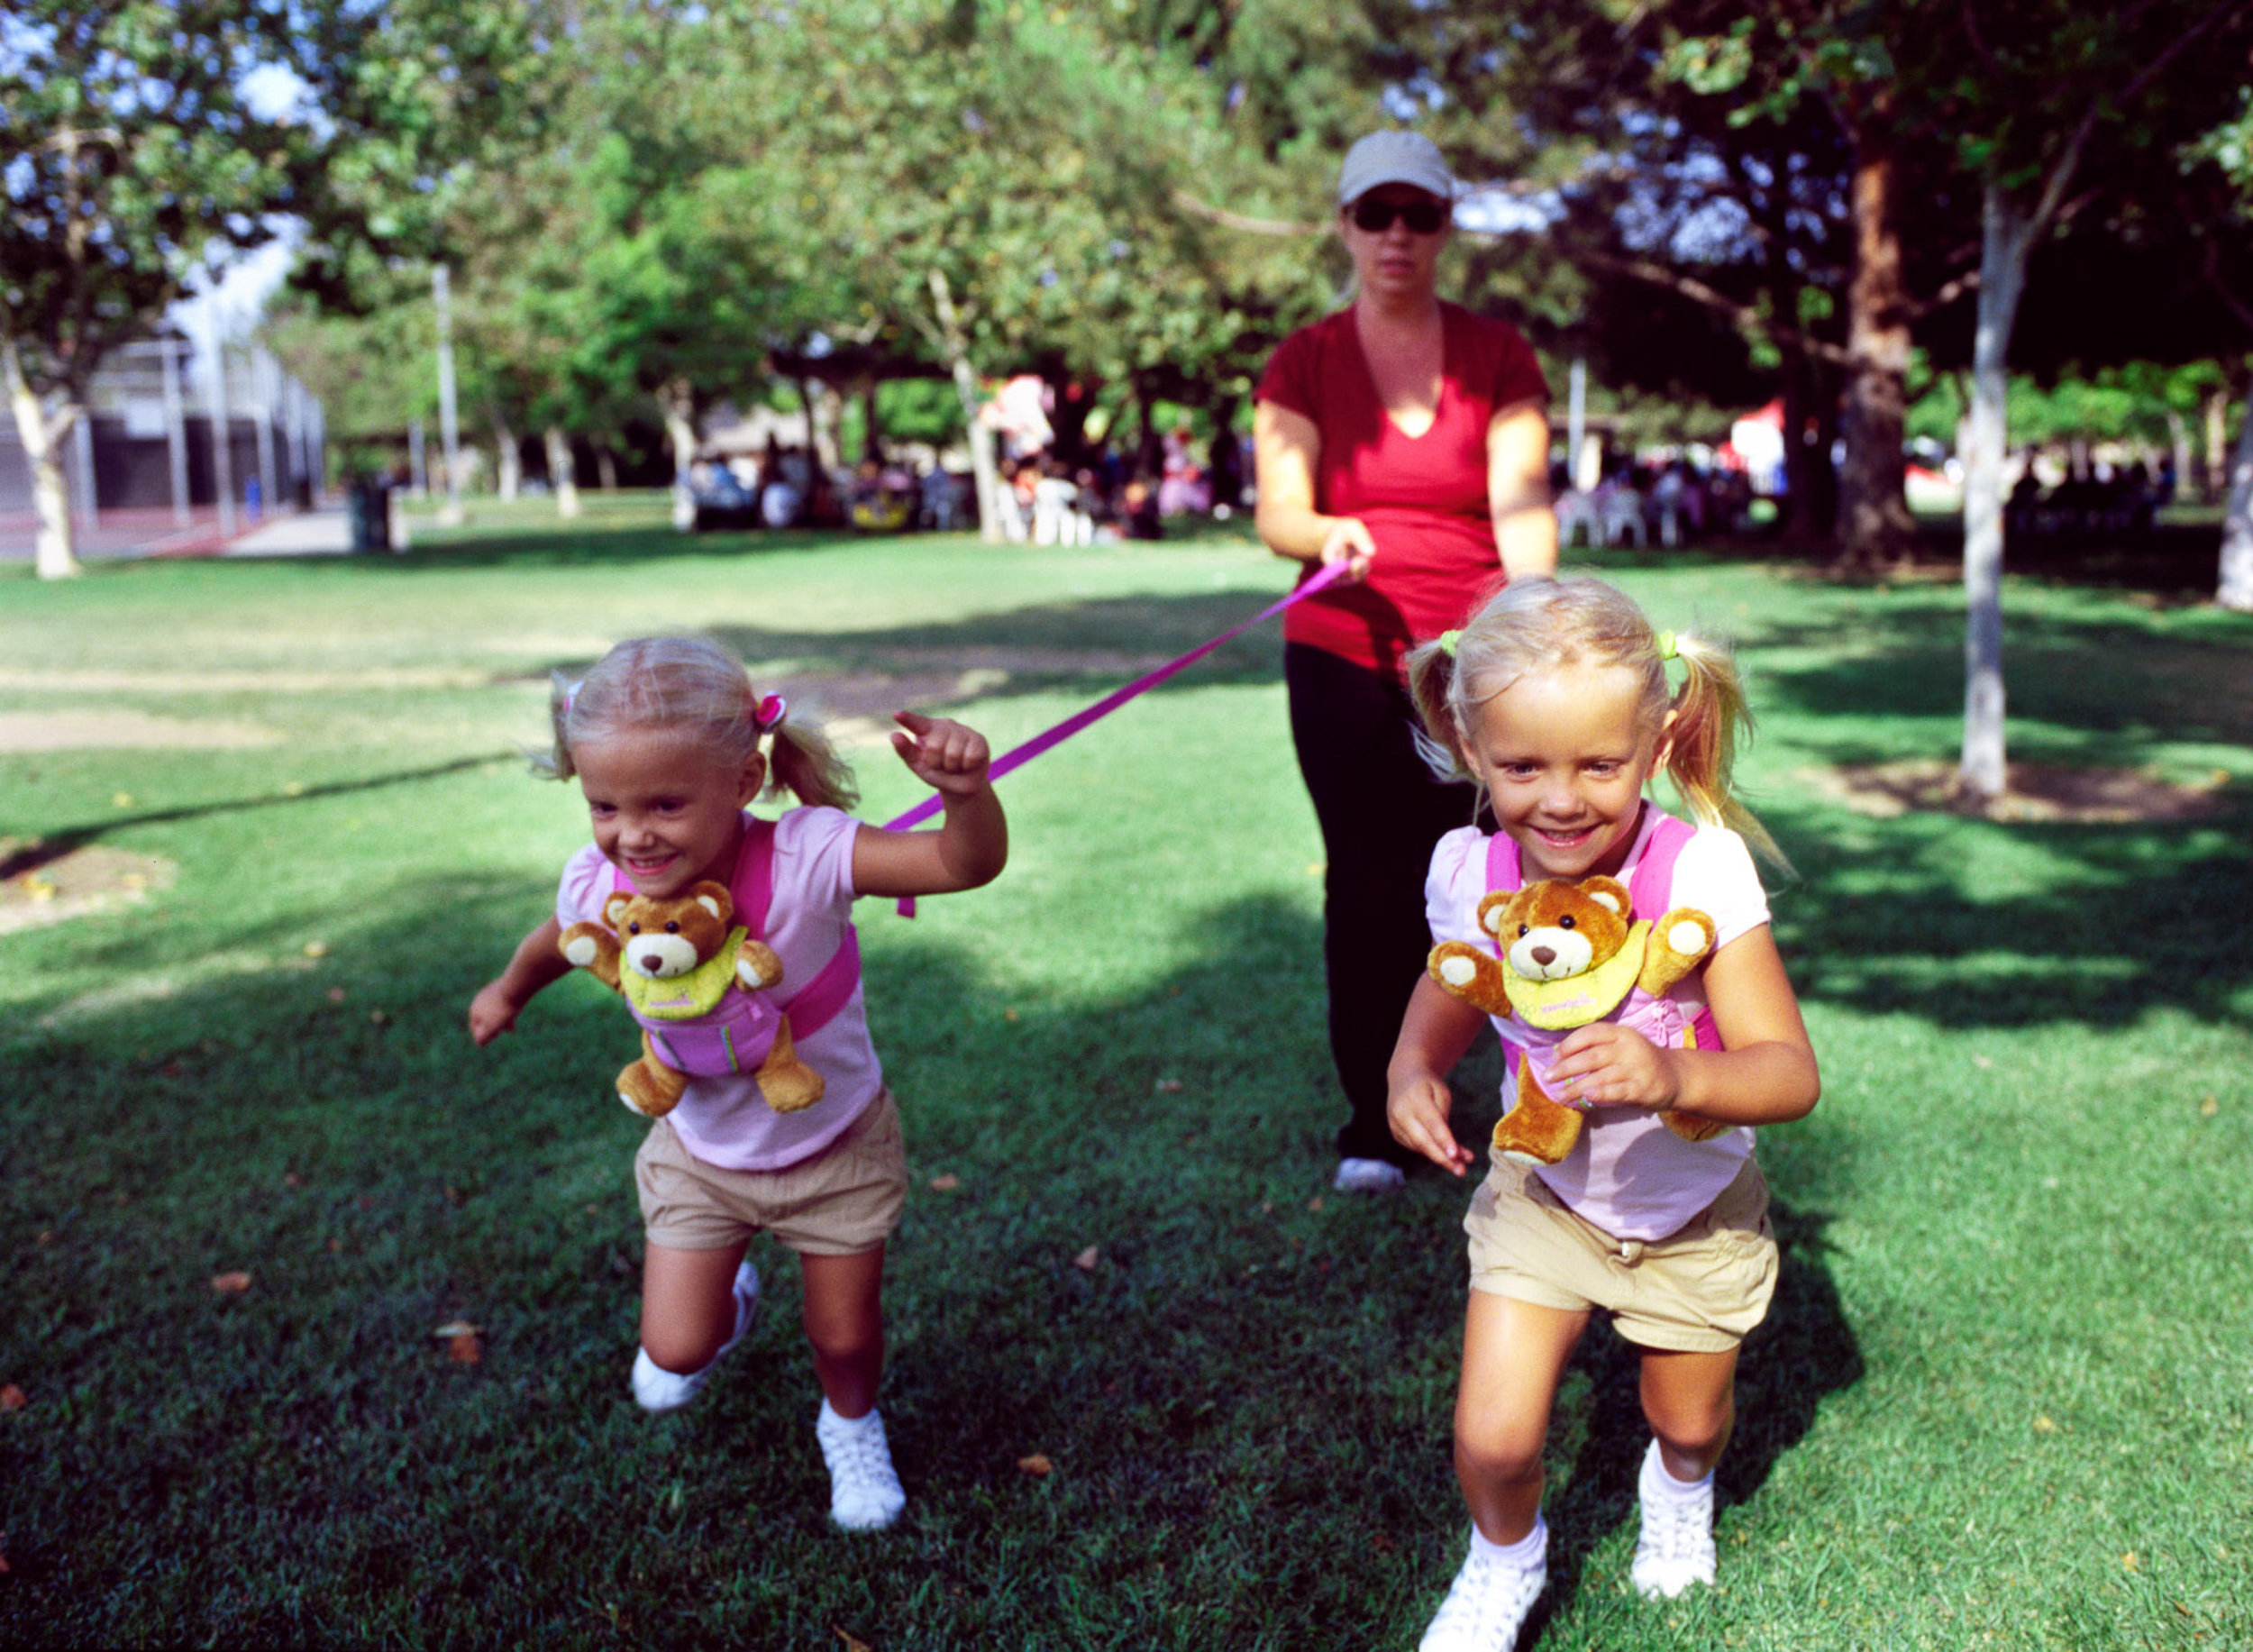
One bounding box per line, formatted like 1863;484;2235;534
1254;129;1557;1195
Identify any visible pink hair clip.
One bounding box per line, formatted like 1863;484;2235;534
754;693;787;730
561;678;585;716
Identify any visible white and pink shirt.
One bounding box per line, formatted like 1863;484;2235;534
1426;808;1774;1241
559;805;882;1172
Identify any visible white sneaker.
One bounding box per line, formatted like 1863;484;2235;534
630;1263;759;1413
816;1402;907;1531
1418;1543;1545;1652
1334;1156;1408;1194
1631;1442;1717;1599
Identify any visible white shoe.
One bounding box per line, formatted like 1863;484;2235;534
816;1402;907;1530
1630;1441;1717;1599
1334;1156;1408;1194
630;1263;759;1413
1418;1542;1545;1652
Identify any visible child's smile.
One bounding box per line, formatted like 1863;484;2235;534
1463;663;1668;883
574;729;763;900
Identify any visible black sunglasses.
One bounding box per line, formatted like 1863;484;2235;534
1349;198;1449;234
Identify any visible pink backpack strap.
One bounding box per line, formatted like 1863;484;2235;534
1482;829;1522;896
1626;811;1697;922
732;811;861;1040
780;926;862;1039
729;814;778;935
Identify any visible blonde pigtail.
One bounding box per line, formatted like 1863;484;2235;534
530;670;579;780
763;715;861;812
1664;633;1788;873
1405;634;1474;788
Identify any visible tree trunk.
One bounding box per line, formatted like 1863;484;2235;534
1835;124;1917;571
4;344;83;580
491;408;521;503
657;378;699;531
1779;352;1835;542
2166;409;2192;502
596;447;618;490
2204;384;2230;502
861;379;882;464
1959;182;2034;807
927;268;1002;543
545;425;582;519
2219;383;2253;611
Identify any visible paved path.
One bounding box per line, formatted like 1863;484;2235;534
223;510;351;556
0;506;351;561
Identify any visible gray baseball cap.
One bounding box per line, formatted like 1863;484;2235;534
1336;130;1456;205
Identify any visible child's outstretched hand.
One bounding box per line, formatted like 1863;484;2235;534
890;710;991;796
468;981;523;1046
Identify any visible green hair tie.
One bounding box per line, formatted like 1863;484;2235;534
1438;629;1463;657
1655;630;1678;662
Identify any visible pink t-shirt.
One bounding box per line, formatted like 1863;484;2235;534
558;805;882;1172
1256;302;1548;680
1425;808;1772;1242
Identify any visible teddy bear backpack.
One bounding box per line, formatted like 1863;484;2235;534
559;817;860;1118
1428;810;1730;1167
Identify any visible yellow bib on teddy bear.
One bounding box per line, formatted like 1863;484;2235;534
1499;919;1651;1030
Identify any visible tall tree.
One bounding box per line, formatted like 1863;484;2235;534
1910;0;2253;800
1;1;534;577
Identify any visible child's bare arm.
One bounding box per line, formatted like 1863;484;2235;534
469;915;571;1045
852;712;1008;899
1386;975;1491;1176
1547;926;1819;1125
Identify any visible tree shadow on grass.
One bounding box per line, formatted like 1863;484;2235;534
0;881;1860;1649
1526;1187;1861;1642
0;752;520;880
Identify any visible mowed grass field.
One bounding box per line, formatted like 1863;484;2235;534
2;517;2249;1650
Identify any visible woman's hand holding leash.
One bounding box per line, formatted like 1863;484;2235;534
1318;516;1377;582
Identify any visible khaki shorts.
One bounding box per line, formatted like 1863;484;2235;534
1464;1155;1777;1353
635;1089;908;1257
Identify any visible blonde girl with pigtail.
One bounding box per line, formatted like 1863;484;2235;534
1384;577;1818;1652
469;635;1006;1532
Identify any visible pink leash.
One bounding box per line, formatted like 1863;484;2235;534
880;560;1348;914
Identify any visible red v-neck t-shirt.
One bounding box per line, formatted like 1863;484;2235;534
1256;302;1548;680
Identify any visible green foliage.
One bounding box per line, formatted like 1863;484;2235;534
1;0;537;399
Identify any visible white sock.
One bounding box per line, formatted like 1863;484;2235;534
818;1398;878;1436
1641;1438;1713;1505
1471;1513;1547;1573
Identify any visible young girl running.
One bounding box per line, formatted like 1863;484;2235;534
1388;577;1819;1650
468;636;1006;1531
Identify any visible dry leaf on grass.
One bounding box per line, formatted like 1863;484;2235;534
835;1629;872;1652
1072;1246;1099;1273
0;1384;25;1412
447;1334;482;1366
928;1173;960;1191
210;1271;252;1295
1153;1078;1182;1093
1017;1454;1053;1477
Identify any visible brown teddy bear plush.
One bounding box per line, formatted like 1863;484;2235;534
1428;875;1723;1166
560;881;825;1118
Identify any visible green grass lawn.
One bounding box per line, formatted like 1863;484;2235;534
2;524;2248;1650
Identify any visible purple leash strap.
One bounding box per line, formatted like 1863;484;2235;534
882;560;1348;914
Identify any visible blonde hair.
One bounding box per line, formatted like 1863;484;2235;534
535;634;860;812
1405;575;1783;868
